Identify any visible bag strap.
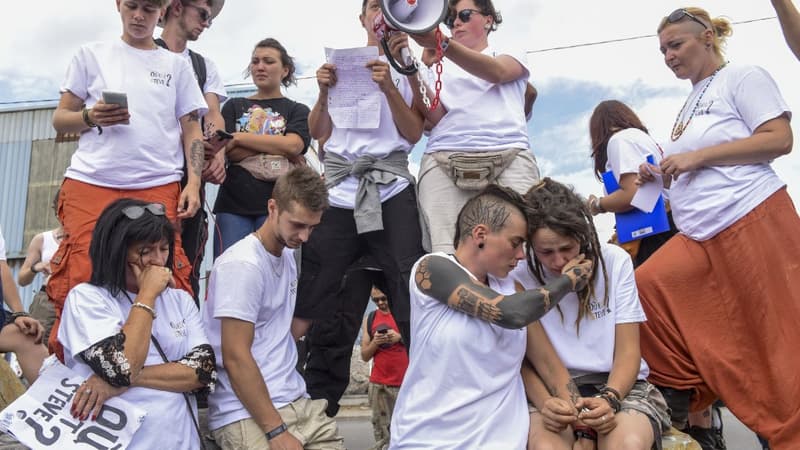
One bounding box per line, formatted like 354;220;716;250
123;292;207;450
366;310;377;339
154;38;207;91
148;334;208;450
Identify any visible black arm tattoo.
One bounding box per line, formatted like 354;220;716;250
189;139;204;177
415;255;579;329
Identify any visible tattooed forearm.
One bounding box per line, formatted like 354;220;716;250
453;287;502;322
415;255;578;329
567;380;580;405
189;139;204;177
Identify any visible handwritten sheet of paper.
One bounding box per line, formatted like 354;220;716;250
631;167;665;213
325;46;381;129
0;356;146;450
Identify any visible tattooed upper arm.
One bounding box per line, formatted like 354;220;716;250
415;255;575;329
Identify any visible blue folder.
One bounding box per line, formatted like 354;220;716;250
602;155;670;243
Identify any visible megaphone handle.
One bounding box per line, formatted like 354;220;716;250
401;47;412;66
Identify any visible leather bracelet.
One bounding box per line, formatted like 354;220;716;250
81;107;103;135
600;386;622;400
10;311;30;320
594;392;621;413
265;422;288;441
132;302;157;319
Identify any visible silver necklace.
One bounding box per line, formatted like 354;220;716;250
670;62;728;142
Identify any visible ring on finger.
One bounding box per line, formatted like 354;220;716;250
85;388;92;394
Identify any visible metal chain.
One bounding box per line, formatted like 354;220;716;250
412;29;445;111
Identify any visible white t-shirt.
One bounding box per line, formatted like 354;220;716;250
61;39;208;189
390;253;528;450
58;284;208;450
664;63;789;241
204;235;306;431
510;244;649;380
164;42;228;103
605;128;663;182
424;46;530;153
325;53;413;209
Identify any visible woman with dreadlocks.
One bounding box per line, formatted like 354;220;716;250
513;178;669;450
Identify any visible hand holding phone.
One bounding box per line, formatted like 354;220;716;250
102;90;128;109
204;128;233;157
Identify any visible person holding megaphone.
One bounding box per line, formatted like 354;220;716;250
403;0;541;255
296;0;427;391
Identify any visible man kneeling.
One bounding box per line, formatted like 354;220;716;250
204;167;344;449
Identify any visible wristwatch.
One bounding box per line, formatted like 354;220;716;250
265;423;288;441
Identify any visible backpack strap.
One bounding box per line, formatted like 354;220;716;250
188;49;207;91
366;310;377;339
154;38;207;91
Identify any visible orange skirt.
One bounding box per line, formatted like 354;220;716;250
636;187;800;449
46;178;194;360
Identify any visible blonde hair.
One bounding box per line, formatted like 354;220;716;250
658;7;733;59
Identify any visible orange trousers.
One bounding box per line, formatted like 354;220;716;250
637;188;800;449
46;178;194;360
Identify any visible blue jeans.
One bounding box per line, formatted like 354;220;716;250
213;212;267;259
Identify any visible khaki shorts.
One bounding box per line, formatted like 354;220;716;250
211;397;344;450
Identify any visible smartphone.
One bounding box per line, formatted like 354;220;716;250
216;129;234;140
102;90;128;109
378;329;389;334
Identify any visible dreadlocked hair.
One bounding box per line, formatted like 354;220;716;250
523;178;608;334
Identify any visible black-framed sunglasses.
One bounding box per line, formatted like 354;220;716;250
184;3;212;25
665;8;707;30
122;203;167;220
444;8;484;29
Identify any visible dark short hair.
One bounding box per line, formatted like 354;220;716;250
89;198;175;297
446;0;503;32
271;166;329;213
454;184;526;248
244;37;297;87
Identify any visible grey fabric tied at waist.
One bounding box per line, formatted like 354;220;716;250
324;151;417;235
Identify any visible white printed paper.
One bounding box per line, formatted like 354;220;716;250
631;167;665;213
0;357;146;450
325;46;381;129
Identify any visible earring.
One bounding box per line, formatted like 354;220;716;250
478;242;485;249
484;24;491;30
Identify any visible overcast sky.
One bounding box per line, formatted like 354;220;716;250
1;0;798;239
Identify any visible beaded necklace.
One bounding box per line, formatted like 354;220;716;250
670;62;728;142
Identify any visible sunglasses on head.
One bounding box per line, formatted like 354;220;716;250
444;8;483;29
122;203;166;220
665;8;707;30
184;3;212;25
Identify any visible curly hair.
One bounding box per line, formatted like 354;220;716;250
523;178;608;332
